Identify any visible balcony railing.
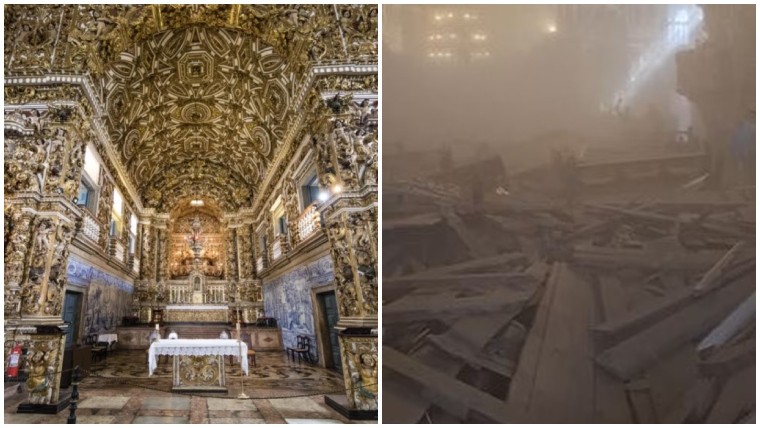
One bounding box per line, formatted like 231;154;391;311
256;256;265;273
131;257;140;275
296;203;322;242
271;238;283;262
81;210;100;243
115;241;125;264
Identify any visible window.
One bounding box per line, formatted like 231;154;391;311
259;235;268;253
301;174;321;209
83;145;100;184
270;197;286;237
110;189;124;238
79;145;101;214
128;215;138;254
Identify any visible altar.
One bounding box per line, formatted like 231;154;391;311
164;305;228;323
148;339;248;392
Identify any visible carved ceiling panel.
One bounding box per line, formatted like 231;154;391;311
103;25;293;211
5;4;378;213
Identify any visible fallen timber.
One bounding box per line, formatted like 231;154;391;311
383;151;755;423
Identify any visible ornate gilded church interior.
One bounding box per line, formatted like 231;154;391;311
4;4;377;424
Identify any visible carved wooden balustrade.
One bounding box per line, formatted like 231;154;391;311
296;203;322;243
204;283;226;304
80;209;101;243
168;284;192;304
270;235;288;262
167;282;227;304
130;256;140;275
108;236;126;264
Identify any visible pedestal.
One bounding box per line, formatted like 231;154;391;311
172;355;227;393
15;326;68;414
17;394;71;414
324;394;377;420
333;330;378;419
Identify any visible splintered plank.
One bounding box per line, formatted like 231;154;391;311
592;273;633;423
698;337;755;378
591;260;753;346
626;378;659;423
697;291;755;354
383;371;434;424
427;322;519;378
383;288;533;324
592;285;698;345
401;313;512;423
692;241;746;295
595;273;629;322
384;272;533;291
505;263;597;423
441;209;489;259
573;245;728;271
400;252;526;279
705;365;756;423
384;346;512;423
595;274;755;381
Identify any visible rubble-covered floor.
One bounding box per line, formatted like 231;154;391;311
382;149;755;423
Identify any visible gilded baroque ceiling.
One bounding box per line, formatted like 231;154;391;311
4;4;378;213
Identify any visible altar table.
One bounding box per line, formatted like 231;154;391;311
148;339;248;392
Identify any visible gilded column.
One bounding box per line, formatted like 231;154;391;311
225;225;238;281
4;208;34;318
3;101;87;410
313;88;379;413
136;220;157;321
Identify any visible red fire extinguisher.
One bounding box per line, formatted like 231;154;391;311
6;344;22;378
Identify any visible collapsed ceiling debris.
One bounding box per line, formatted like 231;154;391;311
383;147;755;423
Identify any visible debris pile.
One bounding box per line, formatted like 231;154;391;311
383;150;755;423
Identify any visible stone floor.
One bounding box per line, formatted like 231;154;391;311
5;350;376;424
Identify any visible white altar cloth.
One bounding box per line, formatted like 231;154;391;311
97;333;118;343
148;339;248;376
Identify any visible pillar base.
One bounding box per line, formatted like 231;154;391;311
324;394;377;421
17;393;70;414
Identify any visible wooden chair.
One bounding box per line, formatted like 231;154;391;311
287;335;313;364
240;332;257;367
229;331;256;367
86;334;108;362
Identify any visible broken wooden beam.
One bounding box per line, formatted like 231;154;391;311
505;263;598;423
399;252;526;279
698;337;755;378
585;203;678;224
697;291;755;354
384;272;534;292
595;273;755;380
693;241;747;295
383;346;513;423
573;245;731;271
383;288;532;324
